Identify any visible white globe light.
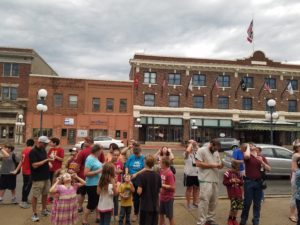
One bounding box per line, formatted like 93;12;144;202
42;105;48;112
36;104;44;111
21;122;25;126
136;118;141;123
192;119;196;124
38;89;48;98
272;112;279;119
15;122;21;126
267;99;276;107
265;113;271;120
18;114;23;120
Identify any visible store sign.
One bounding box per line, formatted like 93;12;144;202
77;130;88;137
91;120;107;125
64;118;74;125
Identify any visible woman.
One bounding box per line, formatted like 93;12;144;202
82;144;103;225
154;146;175;174
290;139;300;223
125;143;145;222
0;144;19;204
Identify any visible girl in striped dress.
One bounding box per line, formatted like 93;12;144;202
49;172;85;225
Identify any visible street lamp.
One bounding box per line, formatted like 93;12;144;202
191;119;198;140
134;118;142;128
36;89;48;136
15;114;25;144
265;99;279;145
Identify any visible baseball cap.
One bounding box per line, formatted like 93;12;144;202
38;136;50;143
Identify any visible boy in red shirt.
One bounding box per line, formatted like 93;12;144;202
223;161;244;225
47;137;64;184
159;157;176;225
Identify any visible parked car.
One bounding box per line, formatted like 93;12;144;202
203;138;240;151
222;144;293;176
75;136;125;149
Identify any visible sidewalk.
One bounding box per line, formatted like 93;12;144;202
0;197;294;225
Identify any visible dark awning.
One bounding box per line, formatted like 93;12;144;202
235;120;300;131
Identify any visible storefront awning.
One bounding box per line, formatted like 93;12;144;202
235;120;300;131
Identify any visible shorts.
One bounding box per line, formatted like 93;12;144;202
32;180;50;198
77;185;87;195
0;174;17;190
230;198;243;210
86;186;99;210
184;175;199;187
159;199;174;219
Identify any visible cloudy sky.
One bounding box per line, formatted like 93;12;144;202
1;0;300;80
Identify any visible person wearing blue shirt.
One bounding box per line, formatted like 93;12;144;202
125;144;145;222
232;146;245;176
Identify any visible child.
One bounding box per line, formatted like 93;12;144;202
118;174;135;225
97;162;118;225
159;157;176;225
112;148;124;221
49;172;86;225
294;157;300;225
223;161;244;225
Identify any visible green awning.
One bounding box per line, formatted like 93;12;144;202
235;120;300;131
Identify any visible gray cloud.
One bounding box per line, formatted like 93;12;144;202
1;0;300;80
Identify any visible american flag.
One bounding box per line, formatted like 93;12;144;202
247;20;253;43
264;82;271;93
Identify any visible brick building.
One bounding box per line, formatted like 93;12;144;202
129;50;300;145
0;47;57;144
26;75;133;146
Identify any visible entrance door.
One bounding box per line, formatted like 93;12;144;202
0;125;15;143
67;129;76;145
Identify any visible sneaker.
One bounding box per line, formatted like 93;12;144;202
31;214;40;222
11;197;18;204
41;208;51;216
227;219;234;225
206;221;219;225
78;207;83;213
188;203;198;210
232;220;239;225
114;215;119;221
19;201;30;209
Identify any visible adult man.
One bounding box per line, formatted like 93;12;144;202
137;154;161;225
75;136;105;213
12;139;35;208
195;138;223;225
29;136;52;222
240;144;271;225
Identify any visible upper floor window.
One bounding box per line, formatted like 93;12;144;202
54;94;63;107
92;98;100;112
69;95;78;108
193;74;206;86
289;79;298;91
244;77;254;88
288;100;297;112
218;96;229;109
242;97;253;110
144;72;156;84
1;87;17;100
265;78;276;89
193;96;204;108
169;95;179;107
168;73;181;85
106;98;114;112
119;99;127;112
144;94;155;106
218;75;230;87
3;63;19;77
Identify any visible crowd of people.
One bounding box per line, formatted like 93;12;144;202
3;136;300;225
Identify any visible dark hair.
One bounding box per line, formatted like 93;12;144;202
160;146;170;156
26;139;34;147
231;161;240;169
161;156;170;167
110;143;119;151
297;157;300;169
98;162;115;191
210;138;221;147
50;137;60;146
4;144;15;152
145;154;155;168
91;144;102;154
84;136;94;144
133;146;142;155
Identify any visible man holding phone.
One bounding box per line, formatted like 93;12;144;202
195;138;223;225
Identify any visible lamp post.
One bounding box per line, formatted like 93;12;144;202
191;119;198;140
36;89;48;136
134;118;142;142
265;99;279;145
15;114;25;144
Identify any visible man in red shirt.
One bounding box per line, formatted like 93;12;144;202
12;139;35;209
75;137;105;213
47;137;64;184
